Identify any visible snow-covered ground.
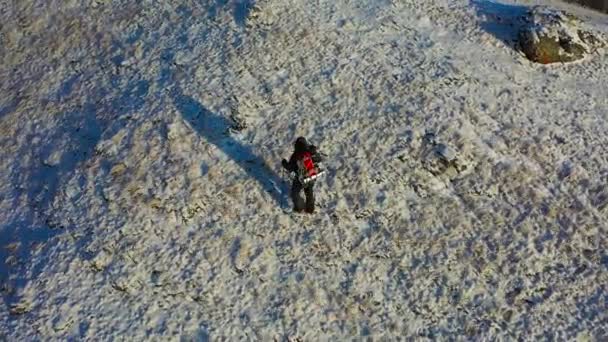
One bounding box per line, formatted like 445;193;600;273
1;0;607;340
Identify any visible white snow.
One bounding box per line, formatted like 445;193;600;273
1;0;607;340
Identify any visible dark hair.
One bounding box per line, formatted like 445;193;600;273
295;136;308;152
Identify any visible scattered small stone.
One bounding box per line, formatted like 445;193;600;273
505;278;524;305
558;161;573;179
4;242;20;253
582;248;596;261
111;281;128;292
9;302;31;316
423;131;437;145
435;143;457;164
110;163;127;177
422;143;460;178
229;113;247;132
151;270;163;286
502;309;513;322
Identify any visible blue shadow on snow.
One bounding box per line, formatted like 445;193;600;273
171;87;288;208
207;0;255;27
1;102;102;311
471;0;529;49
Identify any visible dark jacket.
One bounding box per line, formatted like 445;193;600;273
282;137;323;173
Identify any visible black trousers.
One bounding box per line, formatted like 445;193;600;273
291;180;315;212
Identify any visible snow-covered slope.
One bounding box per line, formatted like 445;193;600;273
1;0;607;340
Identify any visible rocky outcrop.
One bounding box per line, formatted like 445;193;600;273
519;6;606;64
567;0;608;14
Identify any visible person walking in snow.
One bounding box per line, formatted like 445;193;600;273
282;137;324;213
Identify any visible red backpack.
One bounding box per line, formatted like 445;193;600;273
296;152;318;183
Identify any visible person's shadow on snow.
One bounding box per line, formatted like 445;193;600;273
171;87;288;208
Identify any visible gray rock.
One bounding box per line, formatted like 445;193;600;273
229;114;247;132
435;143;457;164
518;6;605;64
422;143;459;178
